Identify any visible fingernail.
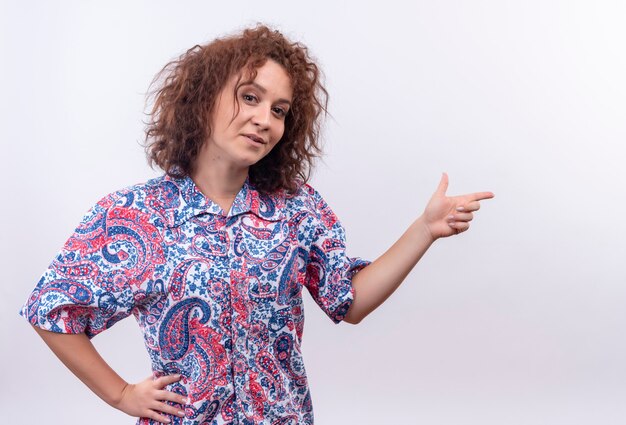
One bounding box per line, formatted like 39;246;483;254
178;411;185;417
456;207;465;212
185;397;191;404
447;215;454;220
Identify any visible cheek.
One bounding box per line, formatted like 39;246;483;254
272;122;286;143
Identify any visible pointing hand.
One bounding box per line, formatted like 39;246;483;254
423;173;494;240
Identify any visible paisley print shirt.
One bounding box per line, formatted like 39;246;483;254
21;175;369;425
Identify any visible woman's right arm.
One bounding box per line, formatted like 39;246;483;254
32;326;187;424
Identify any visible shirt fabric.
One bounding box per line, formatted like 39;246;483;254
21;174;369;425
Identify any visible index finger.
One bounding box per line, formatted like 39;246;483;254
469;191;495;201
154;374;183;388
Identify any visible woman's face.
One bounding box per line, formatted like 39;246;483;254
204;59;293;171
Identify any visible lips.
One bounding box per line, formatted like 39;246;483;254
244;134;266;144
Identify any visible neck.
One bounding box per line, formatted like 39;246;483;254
191;144;249;212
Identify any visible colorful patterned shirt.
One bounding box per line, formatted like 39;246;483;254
20;175;369;425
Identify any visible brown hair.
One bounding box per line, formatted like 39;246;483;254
144;24;328;194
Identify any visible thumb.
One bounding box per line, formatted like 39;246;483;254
435;172;449;195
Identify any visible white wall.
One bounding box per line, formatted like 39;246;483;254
2;0;625;423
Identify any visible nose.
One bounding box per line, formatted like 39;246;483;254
252;104;271;130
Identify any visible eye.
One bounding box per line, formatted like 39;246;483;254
272;106;288;118
242;93;258;103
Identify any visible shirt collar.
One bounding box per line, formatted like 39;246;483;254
160;175;286;227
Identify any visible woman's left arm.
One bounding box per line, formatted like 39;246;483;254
343;173;494;324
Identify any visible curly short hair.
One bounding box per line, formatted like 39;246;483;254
144;25;328;194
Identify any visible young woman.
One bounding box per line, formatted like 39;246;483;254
21;25;494;424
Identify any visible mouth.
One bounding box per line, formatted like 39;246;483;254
243;134;267;145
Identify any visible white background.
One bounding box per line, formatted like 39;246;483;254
2;1;625;424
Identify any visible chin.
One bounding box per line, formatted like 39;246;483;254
240;152;271;167
234;156;264;170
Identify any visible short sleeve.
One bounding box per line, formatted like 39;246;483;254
303;190;370;324
20;191;165;338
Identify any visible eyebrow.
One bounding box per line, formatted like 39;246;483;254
243;82;292;105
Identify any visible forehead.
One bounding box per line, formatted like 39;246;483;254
236;60;293;101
